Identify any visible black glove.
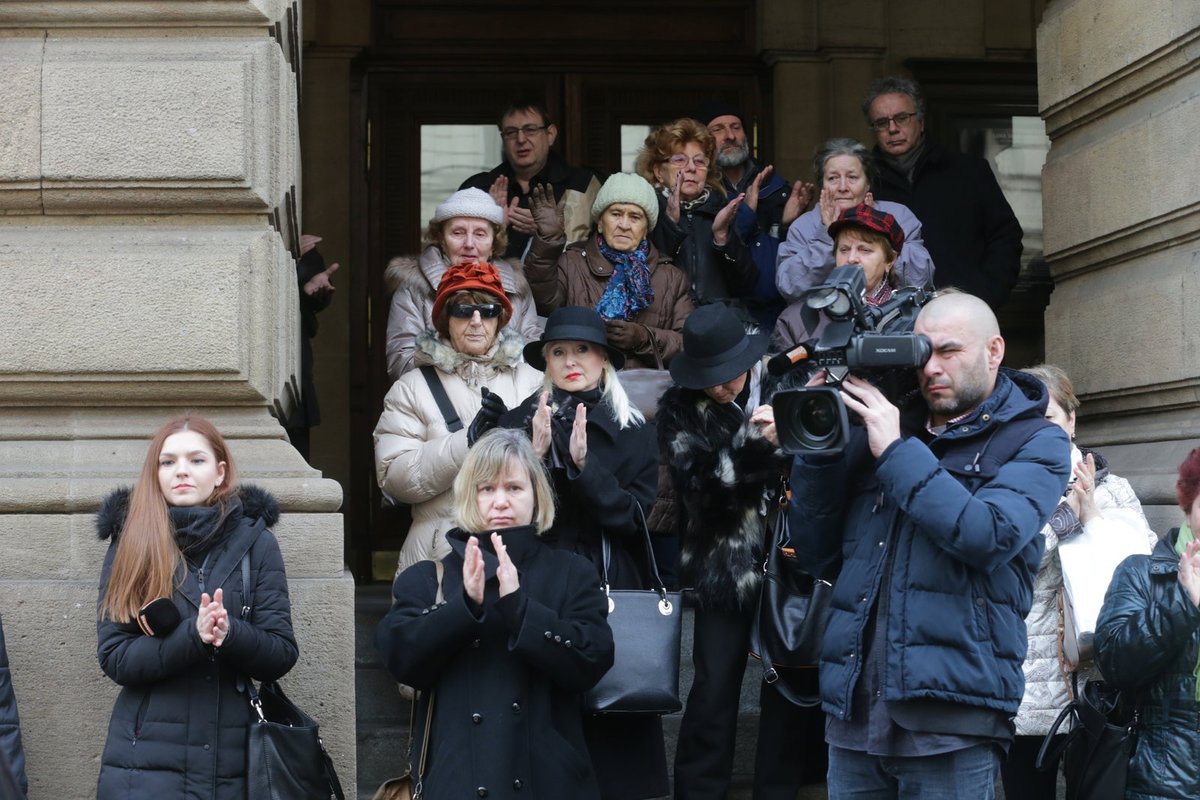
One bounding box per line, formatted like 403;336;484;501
467;387;508;446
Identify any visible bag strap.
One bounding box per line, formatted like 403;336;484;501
240;551;252;620
419;365;464;432
403;560;444;795
640;325;665;370
599;501;669;600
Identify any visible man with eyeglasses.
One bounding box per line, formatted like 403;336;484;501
863;77;1023;311
460;102;601;261
696;103;814;331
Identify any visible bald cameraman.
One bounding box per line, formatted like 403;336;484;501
788;292;1069;798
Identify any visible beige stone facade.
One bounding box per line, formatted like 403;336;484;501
0;2;355;796
1039;0;1200;532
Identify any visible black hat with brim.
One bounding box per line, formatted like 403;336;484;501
523;306;626;371
669;304;767;390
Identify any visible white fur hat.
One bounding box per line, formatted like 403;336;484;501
433;187;505;225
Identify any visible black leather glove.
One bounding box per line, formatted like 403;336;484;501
467;387;508;446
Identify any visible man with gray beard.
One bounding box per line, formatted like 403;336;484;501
696;104;812;330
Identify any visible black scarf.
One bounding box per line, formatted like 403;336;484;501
548;387;604;470
171;498;239;561
882;135;926;183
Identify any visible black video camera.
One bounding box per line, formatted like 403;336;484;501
769;267;931;455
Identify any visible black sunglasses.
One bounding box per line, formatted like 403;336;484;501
449;303;503;319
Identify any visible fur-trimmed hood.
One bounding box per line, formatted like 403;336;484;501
95;484;280;541
412;326;527;378
384;246;531;298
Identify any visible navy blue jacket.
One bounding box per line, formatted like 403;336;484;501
1095;530;1200;800
724;159;791;329
789;369;1070;719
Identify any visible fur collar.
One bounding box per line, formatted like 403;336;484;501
95;484;280;541
384;247;527;297
412;326;527;383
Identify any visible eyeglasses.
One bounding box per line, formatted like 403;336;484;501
449;303;503;319
500;124;548;140
667;154;710;169
869;111;917;131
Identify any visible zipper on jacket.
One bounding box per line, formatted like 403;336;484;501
132;690;151;743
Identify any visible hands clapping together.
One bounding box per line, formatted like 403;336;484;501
196;587;229;648
463;532;521;607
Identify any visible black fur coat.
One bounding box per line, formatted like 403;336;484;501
656;385;788;611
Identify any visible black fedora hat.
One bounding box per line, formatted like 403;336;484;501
669;304;767;390
523;306;626;371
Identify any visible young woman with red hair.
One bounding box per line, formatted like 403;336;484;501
94;414;297;799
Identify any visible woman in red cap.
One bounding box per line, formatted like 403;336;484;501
773;202;914;351
374;261;544;575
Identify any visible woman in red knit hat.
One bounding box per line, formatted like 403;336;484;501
374;261;543;575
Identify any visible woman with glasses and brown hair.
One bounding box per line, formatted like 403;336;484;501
635;118;757;312
375;262;544;574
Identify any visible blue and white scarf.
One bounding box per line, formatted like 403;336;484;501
594;236;654;321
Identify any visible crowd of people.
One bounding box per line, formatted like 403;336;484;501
42;72;1191;800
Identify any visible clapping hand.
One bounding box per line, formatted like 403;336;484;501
491;533;520;598
197;588;229;648
665;171;683;225
1179;539;1200;607
1064;453;1099;524
712;193;746;247
817;188;840;227
303;261;339;297
529;184;564;241
463;536;485;607
569;403;588;470
783;180;815;227
467;387;508;446
532;391;552;459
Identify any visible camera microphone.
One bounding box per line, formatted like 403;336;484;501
767;343;811;376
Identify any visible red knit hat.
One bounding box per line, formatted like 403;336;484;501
431;261;512;323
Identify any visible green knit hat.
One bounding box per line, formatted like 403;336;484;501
590;173;659;232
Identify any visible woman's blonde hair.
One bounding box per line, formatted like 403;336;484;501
99;414;238;622
453;428;556;534
540;358;646;430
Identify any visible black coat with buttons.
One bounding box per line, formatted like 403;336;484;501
94;486;298;800
376;526;615;800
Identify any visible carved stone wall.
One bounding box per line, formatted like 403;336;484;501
0;2;355;795
1038;0;1200;532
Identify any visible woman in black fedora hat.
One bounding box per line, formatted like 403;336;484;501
657;302;801;799
499;305;667;800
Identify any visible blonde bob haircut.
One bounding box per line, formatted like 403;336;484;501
452;428;556;535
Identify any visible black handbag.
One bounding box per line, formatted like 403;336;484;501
236;554;345;800
583;503;683;714
246;680;345;800
1036;675;1137;800
749;488;832;707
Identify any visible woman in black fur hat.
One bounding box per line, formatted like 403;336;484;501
94;414;297;799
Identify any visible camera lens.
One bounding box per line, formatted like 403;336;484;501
799;394;838;443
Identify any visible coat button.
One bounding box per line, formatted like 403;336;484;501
472;713;483;724
564;640;572;648
513;778;523;790
203;744;210;751
554;635;562;643
976;597;985;606
544;631;553;639
471;638;481;648
421;609;429;615
511;702;521;713
477;788;488;797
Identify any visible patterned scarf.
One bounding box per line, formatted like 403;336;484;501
594;236;654;321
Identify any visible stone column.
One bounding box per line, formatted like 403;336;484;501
1038;2;1200;531
0;2;354;795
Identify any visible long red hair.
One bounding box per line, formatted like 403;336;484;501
99;414;239;622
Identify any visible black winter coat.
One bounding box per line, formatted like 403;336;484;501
656;385;787;611
872;141;1023;310
375;526;614;800
650;190;757;307
1095;529;1200;800
499;391;659;590
95;487;298;800
0;618;27;799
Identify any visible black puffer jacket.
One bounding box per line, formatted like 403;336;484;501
1096;529;1200;800
95;486;298;800
650;190;757;307
656;384;787;611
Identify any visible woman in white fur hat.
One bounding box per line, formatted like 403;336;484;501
385;187;543;379
524;173;695;368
